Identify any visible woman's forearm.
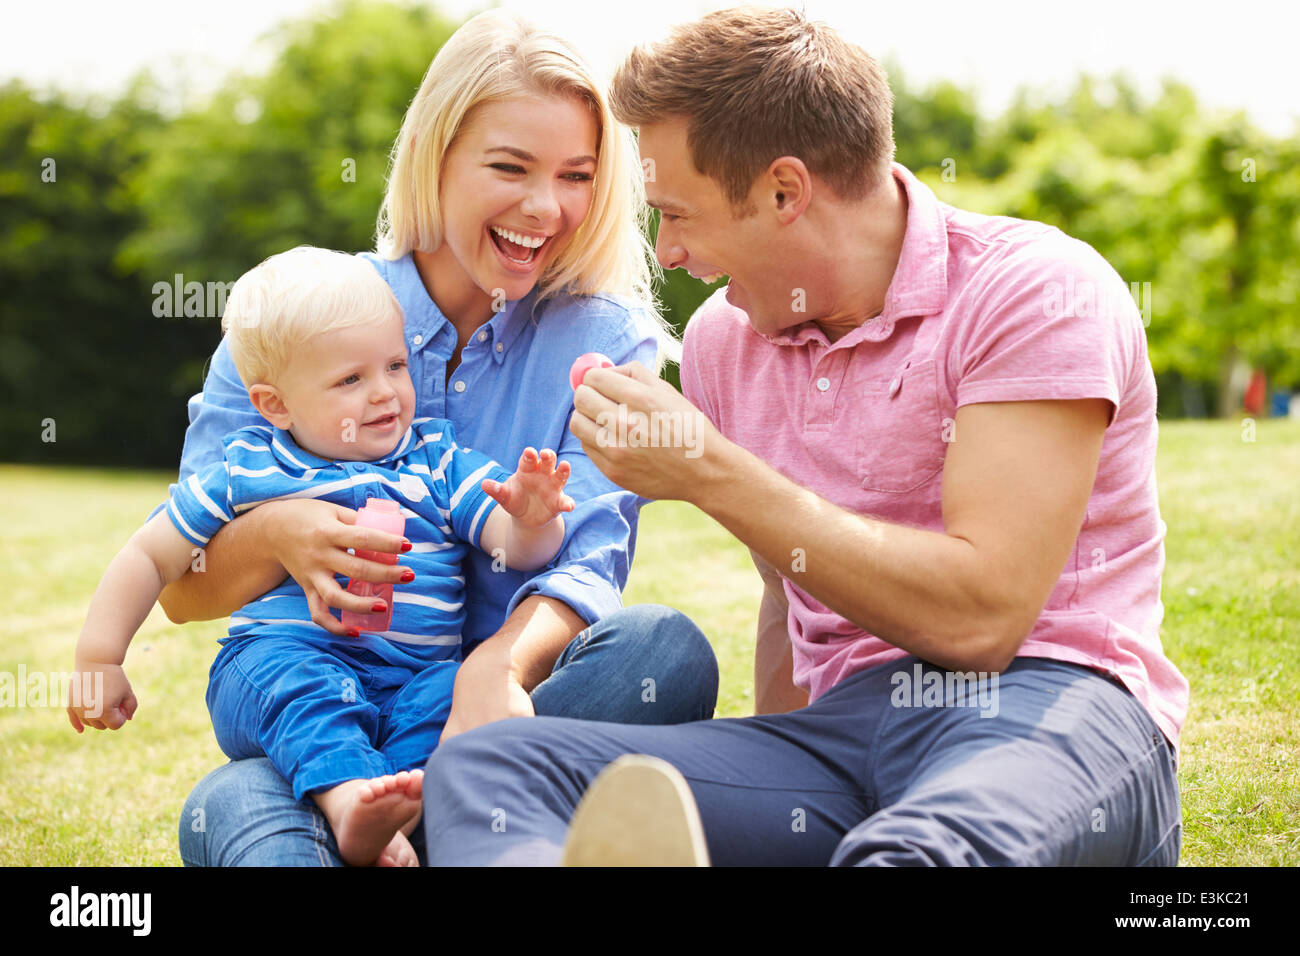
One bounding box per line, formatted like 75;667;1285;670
157;506;287;623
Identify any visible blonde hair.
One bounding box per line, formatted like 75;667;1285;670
222;246;402;385
376;10;679;366
611;7;895;214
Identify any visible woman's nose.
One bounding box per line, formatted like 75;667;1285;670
520;180;561;222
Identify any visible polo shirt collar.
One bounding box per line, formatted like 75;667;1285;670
266;424;416;472
757;162;949;347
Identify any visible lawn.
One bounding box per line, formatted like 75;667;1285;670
0;418;1295;865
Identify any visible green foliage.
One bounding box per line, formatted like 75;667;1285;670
3;2;1298;469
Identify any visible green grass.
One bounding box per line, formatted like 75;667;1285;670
1;418;1296;865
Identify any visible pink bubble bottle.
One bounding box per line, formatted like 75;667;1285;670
569;352;615;390
341;499;405;634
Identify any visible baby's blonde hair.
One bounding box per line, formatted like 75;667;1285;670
222;246;401;385
376;9;679;365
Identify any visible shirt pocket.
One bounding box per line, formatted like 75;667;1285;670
854;358;948;494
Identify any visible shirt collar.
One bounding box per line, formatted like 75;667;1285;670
757;162;949;347
387;253;534;364
265;424;416;472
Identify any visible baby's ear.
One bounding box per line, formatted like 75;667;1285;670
248;383;292;427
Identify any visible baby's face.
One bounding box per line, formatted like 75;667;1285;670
271;309;416;462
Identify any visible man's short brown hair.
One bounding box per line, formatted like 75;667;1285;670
610;6;895;213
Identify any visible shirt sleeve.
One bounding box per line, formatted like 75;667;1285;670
166;457;237;548
148;335;264;521
435;423;512;550
954;235;1139;423
503;305;661;625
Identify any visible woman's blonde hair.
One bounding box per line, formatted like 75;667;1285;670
377;10;678;363
222;246;402;385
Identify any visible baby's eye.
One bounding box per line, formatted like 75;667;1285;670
338;374;359;387
389;359;407;371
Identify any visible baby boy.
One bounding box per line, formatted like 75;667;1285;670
67;246;574;866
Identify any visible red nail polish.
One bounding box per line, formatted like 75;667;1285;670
371;602;386;613
400;569;415;582
400;541;412;553
346;627;360;638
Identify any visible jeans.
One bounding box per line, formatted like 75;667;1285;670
423;656;1182;866
178;604;718;866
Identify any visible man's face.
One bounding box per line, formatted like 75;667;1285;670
639;119;800;336
271;309;417;462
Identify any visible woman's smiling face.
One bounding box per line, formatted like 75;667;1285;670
437;93;599;304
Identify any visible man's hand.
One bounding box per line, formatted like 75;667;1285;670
569;362;723;501
482;447;575;527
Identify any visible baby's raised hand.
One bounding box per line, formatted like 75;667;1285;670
482;448;575;528
67;661;138;733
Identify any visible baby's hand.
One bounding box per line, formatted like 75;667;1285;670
66;661;138;733
482;448;575;528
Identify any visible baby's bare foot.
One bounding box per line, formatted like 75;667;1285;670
330;770;424;866
375;830;418;867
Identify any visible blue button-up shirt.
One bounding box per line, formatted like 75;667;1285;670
158;251;659;651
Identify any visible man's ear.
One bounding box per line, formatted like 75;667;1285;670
248;383;292;428
766;156;812;224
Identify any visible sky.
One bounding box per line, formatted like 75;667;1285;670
4;0;1299;135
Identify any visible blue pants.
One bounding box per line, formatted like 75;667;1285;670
423;655;1182;866
206;632;460;800
179;604;719;865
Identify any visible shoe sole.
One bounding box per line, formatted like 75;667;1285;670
561;754;710;867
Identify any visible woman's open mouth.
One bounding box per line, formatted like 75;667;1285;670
489;225;550;272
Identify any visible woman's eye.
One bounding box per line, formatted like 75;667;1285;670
491;163;525;174
564;172;593;183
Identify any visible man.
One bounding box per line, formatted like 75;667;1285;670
422;6;1186;866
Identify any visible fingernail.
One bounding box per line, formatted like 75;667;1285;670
400;540;412;552
371;601;386;613
346;627;360;638
400;569;415;582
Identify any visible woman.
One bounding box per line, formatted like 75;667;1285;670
167;10;718;866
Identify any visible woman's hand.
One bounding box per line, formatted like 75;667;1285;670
262;498;411;636
439;646;536;744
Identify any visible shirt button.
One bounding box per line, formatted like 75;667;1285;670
495;342;503;353
889;378;901;396
412;334;423;346
477;331;488;343
453;380;467;393
815;377;831;392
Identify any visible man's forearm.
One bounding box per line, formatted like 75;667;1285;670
690;441;1012;673
157;506;287;623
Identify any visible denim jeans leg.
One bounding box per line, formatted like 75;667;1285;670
179;758;344;867
528;604;718;724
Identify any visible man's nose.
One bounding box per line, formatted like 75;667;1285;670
655;220;686;271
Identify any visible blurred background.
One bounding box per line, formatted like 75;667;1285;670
3;0;1298;467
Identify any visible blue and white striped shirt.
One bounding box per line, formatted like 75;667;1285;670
160;252;660;651
167;419;511;653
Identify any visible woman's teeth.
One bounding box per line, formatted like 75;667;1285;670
490;226;549;264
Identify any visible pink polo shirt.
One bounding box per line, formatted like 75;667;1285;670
680;162;1188;749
